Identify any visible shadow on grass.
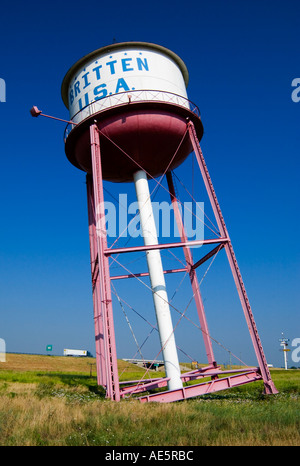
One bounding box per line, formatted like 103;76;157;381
35;372;106;398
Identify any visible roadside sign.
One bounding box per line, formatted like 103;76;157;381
46;345;53;352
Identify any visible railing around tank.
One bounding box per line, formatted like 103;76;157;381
64;90;201;142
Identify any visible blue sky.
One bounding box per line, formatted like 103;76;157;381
0;0;299;369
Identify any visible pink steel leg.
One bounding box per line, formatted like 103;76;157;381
89;124;120;401
86;174;106;388
166;171;216;367
188;121;278;395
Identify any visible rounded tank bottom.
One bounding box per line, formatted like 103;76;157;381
64;105;203;182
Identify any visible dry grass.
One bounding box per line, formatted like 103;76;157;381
0;354;299;446
0;352;161;380
0;388;299;446
1;353;96;373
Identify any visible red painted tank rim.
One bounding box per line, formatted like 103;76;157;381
64;100;204;174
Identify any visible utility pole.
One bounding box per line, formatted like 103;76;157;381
279;333;290;370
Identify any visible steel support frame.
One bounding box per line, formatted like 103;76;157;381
86;120;277;402
88;124;120;401
139;369;263;403
86;174;106;388
166;171;216;367
187;121;278;395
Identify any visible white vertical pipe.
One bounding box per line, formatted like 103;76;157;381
133;170;183;391
284;349;288;370
284;343;288;370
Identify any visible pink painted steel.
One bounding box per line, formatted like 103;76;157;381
83;119;277;402
166;171;216;367
120;377;170;397
119;377;163;385
192;244;225;270
180;366;259;383
187;121;278;395
30;106;77;125
89;124;120;401
110;267;187;281
104;237;228;256
139;369;263;403
65;106;199;181
86;175;106;387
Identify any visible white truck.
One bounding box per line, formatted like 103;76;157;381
63;349;87;357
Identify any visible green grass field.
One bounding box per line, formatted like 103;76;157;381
0;353;299;446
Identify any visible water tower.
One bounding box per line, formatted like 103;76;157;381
59;41;277;402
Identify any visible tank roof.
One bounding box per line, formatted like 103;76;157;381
61;42;189;108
